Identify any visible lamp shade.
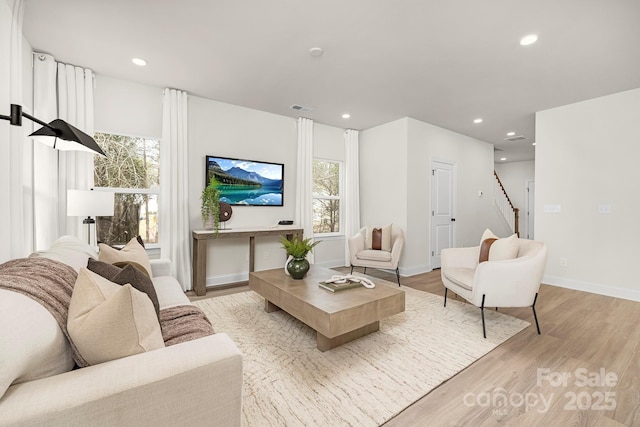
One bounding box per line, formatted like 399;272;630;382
30;119;106;157
67;190;115;217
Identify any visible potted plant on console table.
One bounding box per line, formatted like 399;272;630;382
201;178;220;232
280;236;320;279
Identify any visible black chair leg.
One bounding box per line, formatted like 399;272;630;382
481;294;487;338
532;292;541;334
444;288;448;307
363;267;367;274
350;265;354;274
395;268;401;286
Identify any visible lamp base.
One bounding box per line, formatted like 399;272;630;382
83;217;95;245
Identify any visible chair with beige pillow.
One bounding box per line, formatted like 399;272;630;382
348;225;404;285
440;229;548;338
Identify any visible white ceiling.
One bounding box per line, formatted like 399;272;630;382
22;0;640;163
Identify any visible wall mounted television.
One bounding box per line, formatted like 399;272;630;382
205;155;284;206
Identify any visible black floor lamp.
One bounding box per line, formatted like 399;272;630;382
0;103;106;156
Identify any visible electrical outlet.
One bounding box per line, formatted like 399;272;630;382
560;258;568;267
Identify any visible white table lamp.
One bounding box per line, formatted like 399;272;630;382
67;189;115;245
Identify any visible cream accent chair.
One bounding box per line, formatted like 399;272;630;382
441;238;547;338
348;226;404;285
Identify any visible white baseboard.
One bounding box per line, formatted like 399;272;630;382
543;274;640;302
313;259;346;270
400;264;433;277
206;272;249;287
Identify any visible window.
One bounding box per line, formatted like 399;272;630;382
93;132;160;246
312;159;342;235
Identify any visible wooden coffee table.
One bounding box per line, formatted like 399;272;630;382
249;266;405;351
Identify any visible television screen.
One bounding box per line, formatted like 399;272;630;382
205;155;284;206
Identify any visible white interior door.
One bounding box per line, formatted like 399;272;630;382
430;160;456;268
526;180;535;239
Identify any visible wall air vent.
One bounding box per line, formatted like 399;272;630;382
289;104;313;113
504;135;527;142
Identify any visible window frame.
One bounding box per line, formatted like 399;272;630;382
312;158;344;238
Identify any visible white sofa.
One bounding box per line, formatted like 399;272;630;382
0;238;243;427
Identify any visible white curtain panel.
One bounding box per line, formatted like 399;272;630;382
0;0;28;262
32;53;60;250
295;117;315;263
344;128;360;266
56;62;95;239
160;88;192;291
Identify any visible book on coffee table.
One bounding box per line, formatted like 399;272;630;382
318;280;363;293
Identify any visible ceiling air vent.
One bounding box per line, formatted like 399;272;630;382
494;147;503;152
504;135;527;142
289;104;313;113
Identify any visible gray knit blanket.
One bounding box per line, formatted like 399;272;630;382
0;257;89;367
0;257;214;367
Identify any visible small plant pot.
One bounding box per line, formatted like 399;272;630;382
203;213;216;230
287;257;310;279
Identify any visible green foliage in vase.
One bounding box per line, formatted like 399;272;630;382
280;236;320;259
201;178;220;231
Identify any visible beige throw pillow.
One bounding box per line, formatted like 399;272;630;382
99;237;153;277
488;233;519;261
479;228;498;245
67;269;164;366
365;224;392;251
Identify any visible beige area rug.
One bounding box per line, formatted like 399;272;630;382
194;286;529;426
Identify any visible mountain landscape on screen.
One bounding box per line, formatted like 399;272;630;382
206;157;284;206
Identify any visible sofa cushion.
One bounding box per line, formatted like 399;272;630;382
356;249;392;262
29;235;98;272
365;224;392;251
98;237;153;277
87;258;160;318
0;289;74;399
67;269;164;366
443;267;475;291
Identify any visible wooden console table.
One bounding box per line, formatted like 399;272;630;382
192;226;303;296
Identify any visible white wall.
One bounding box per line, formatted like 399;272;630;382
93;77;347;286
360;117;505;276
188;96;297;285
407;117;508;254
536;87;640;301
494;160;535;238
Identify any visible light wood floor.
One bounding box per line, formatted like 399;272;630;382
189;268;640;426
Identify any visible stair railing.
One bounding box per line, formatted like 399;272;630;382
493;171;519;236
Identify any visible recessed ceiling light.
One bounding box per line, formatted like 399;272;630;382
520;34;538;46
500;157;507;161
309;47;324;57
506;131;516;136
473;118;483;124
132;57;147;66
532;142;537;146
342;113;351;119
